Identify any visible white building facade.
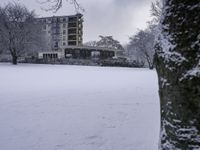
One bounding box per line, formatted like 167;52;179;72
37;13;83;51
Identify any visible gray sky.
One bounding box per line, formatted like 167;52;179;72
1;0;155;44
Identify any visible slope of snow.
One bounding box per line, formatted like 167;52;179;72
0;63;160;150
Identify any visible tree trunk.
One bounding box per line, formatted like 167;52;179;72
155;0;200;149
12;55;17;65
147;58;154;70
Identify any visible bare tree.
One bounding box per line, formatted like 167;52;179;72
37;0;84;12
85;36;124;50
84;41;97;47
96;35;124;51
0;3;47;64
128;28;155;69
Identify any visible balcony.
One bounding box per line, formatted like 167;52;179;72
68;29;77;35
68;35;77;41
68;17;77;22
68;22;77;28
68;41;77;46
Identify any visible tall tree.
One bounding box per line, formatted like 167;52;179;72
0;3;46;64
155;0;200;149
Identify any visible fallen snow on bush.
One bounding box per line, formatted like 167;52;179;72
0;63;160;150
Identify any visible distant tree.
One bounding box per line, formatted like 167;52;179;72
128;27;155;69
84;41;97;47
96;35;124;51
85;36;124;50
0;3;47;64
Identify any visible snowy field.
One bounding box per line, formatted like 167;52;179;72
0;63;160;150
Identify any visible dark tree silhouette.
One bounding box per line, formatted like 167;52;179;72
0;3;46;64
155;0;200;149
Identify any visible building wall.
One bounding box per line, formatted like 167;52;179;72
64;47;115;59
38;52;62;59
37;14;83;51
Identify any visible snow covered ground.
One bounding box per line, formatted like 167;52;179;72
0;63;160;150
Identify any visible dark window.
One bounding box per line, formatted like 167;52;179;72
68;17;77;22
54;42;58;48
68;22;77;28
68;28;77;34
68;35;77;40
68;41;76;46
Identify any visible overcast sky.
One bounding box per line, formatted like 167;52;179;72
1;0;155;44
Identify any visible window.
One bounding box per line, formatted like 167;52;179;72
54;42;58;48
68;28;77;34
68;41;76;46
53;29;56;34
68;22;77;28
63;18;66;22
68;35;76;40
63;30;66;34
53;23;56;27
63;42;66;46
63;23;66;28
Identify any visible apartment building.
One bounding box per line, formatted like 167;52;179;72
37;13;123;60
37;13;83;50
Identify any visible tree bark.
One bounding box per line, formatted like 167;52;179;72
155;0;200;149
12;55;17;65
146;56;154;70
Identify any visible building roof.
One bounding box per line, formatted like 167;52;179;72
37;13;83;19
64;45;122;52
39;45;123;54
